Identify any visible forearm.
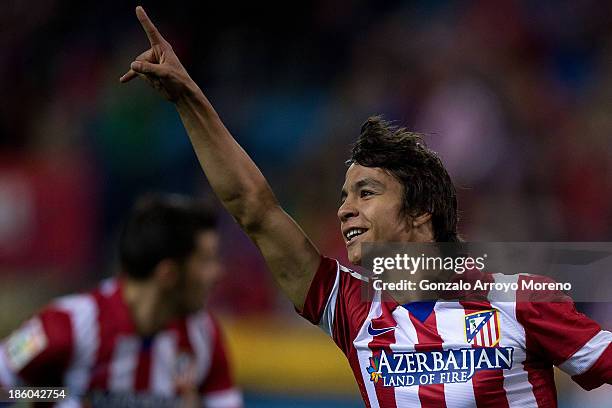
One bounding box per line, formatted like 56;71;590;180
123;7;321;309
175;85;277;229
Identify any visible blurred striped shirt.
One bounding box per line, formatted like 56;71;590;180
0;278;242;408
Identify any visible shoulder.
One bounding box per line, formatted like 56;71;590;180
319;257;370;299
473;272;573;303
48;283;105;336
184;309;222;353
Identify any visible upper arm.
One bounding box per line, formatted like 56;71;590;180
296;257;370;356
0;308;73;386
516;277;612;389
246;204;321;310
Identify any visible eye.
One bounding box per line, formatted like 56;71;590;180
360;190;374;198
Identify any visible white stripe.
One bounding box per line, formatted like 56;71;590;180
391;306;422;407
0;345;18;387
433;302;476;408
55;295;99;397
318;262;340;337
489;273;520;302
482;322;491;346
490;316;498;346
99;278;117;296
558;330;612;376
54;398;82;408
108;335;140;391
489;275;538;408
187;311;213;385
353;290;383;408
203;388;243;407
341;264;369;282
150;331;177;395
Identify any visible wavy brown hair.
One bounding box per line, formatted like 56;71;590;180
347;116;459;242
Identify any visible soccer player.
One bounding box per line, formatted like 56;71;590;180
0;194;242;407
120;6;611;407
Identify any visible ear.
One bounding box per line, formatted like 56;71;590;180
410;212;434;242
412;212;432;228
153;259;180;290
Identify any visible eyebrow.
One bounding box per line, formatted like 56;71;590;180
340;177;386;201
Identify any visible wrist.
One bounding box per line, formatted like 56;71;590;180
175;83;215;116
175;79;202;105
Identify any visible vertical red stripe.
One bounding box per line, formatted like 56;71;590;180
88;291;108;390
20;309;73;386
368;303;398;408
461;301;509;408
334;270;375;408
134;345;150;391
515;279;560;407
409;309;447;408
171;318;193;354
88;280;137;391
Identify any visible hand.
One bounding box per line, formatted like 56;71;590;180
120;6;196;102
174;359;199;408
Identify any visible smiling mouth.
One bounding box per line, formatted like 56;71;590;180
344;228;368;244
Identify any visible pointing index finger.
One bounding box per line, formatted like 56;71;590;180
136;6;164;46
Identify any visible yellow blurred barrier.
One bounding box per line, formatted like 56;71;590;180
218;315;360;395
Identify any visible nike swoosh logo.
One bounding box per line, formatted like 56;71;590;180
368;323;395;336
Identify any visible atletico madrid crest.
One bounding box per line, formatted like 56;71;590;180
465;309;501;347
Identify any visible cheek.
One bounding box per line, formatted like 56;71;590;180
372;206;407;237
193;264;219;286
184;267;206;291
368;200;396;223
190;270;208;287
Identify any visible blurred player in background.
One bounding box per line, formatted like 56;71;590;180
120;6;611;407
0;194;242;407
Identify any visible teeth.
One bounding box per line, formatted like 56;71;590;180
346;228;366;241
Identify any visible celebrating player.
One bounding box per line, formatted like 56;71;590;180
0;194;242;407
120;6;611;407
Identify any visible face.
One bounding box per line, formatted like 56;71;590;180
175;230;222;314
338;164;415;264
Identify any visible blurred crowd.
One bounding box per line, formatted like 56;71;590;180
1;0;611;403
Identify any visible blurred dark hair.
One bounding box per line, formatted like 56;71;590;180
347;116;459;242
119;194;217;280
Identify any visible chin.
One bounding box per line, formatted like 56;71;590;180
348;249;362;265
181;301;206;315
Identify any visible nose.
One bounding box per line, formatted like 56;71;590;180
338;197;359;222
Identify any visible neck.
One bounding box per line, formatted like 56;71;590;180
387;268;456;304
122;277;176;336
383;244;456;305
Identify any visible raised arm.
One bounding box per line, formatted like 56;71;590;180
120;6;320;309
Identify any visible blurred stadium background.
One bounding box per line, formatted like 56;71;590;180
1;0;611;406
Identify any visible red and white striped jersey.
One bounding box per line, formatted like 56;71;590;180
298;257;612;408
0;278;242;408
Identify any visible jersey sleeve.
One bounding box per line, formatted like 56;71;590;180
0;307;73;387
200;316;243;408
516;275;612;390
296;256;370;356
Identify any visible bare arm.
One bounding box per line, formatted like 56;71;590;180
120;6;320;309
